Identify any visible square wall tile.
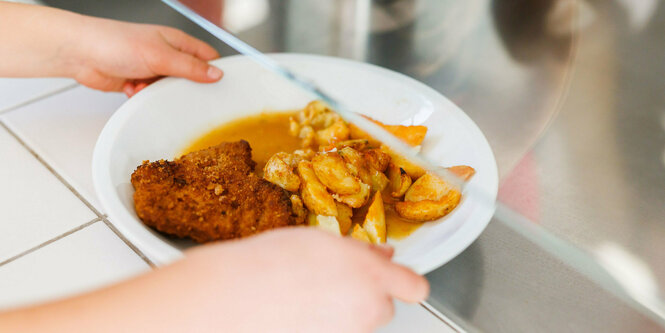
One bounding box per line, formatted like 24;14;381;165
1;86;127;210
0;222;150;310
0;126;96;262
0;78;76;113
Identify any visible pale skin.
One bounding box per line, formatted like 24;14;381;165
0;3;430;332
0;2;222;96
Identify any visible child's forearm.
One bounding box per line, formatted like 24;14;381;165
0;263;192;333
0;2;84;78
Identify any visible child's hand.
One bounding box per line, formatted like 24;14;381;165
0;3;221;97
1;228;429;333
172;228;430;332
72;16;222;96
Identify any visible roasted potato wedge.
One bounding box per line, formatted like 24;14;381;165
388;163;412;198
298;161;338;216
369;168;390;193
404;172;454;202
447;165;476;181
308;213;342;235
271;151;309;169
311;153;362;195
363;148;391;172
338;147;372;185
336;202;353;235
337;146;363;167
293;149;316;162
335;139;369;151
299;100;329;125
306;102;340;129
288;116;301;136
363;192;386;243
315;121;350;146
310;111;340;130
290;194;307;224
379;145;426;179
333;182;371;208
349;116;427;146
395;190;461;222
264;153;301;192
298;125;315;148
380;124;427;146
350;224;371;243
348;123;380;146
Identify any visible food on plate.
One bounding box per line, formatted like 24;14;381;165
263;152;301;192
387;162;412;198
363;149;391;172
336;202;353;235
132;101;475;244
307;214;342;235
332;181;371;208
380;145;426;179
297;161;338;216
311;153;362;195
447;165;476;181
395;190;461;222
349;119;427;147
262;101;476;244
289;194;308;223
289;100;350;148
350;224;371;243
363;192;386;244
403;172;453;203
131;141;302;243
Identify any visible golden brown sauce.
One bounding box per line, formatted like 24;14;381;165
184;111;423;239
351;204;422;240
183;112;302;174
385;207;423;239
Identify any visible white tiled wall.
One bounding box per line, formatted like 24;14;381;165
0;86;127;209
0;126;96;262
0;222;150;310
0;78;75;114
0;78;455;332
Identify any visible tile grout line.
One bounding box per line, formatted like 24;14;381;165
0;217;101;267
0;82;79;116
99;217;156;268
0;121;155;268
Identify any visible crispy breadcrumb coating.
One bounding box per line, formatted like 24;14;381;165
131;140;302;243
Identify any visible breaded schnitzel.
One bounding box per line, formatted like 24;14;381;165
131;140;301;243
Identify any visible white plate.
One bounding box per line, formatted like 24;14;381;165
92;54;498;274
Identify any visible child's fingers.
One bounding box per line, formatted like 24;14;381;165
150;49;223;83
160;27;220;61
133;82;147;95
124;77;163;97
369;244;394;259
122;81;135;97
379;262;430;303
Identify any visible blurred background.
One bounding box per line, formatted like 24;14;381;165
15;0;665;331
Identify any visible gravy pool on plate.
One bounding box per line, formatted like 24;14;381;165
183;112;301;175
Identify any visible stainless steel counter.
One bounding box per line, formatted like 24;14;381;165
42;0;665;331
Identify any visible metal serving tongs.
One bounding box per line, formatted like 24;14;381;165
162;0;665;326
